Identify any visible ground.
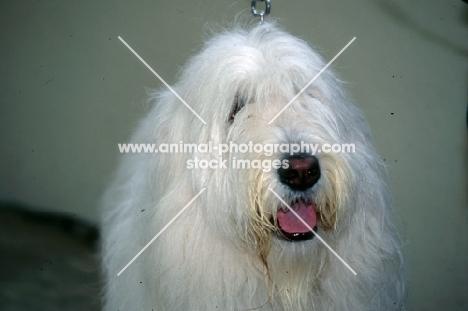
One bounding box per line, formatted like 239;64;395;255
0;203;101;311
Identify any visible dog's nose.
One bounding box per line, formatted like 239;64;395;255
278;155;321;191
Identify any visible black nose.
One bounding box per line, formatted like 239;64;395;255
278;155;321;191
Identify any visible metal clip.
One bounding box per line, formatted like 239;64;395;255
251;0;271;24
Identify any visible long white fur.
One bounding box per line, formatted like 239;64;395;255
102;22;406;310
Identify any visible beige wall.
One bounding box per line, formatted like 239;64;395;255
0;0;467;309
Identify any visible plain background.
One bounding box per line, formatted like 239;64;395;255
1;0;467;309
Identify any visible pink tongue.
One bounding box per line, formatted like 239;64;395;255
277;201;317;233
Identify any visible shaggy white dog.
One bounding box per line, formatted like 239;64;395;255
102;22;406;310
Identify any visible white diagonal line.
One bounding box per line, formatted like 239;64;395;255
268;37;356;124
118;36;207;125
268;188;357;276
117;188;206;276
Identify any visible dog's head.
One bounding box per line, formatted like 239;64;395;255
193;24;360;247
155;23;373;256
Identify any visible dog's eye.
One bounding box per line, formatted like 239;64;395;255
229;94;245;124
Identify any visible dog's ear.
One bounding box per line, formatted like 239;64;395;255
229;93;245;124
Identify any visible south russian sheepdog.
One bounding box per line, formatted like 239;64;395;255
102;22;406;310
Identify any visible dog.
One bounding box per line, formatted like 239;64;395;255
102;22;406;310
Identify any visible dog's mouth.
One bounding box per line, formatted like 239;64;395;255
276;199;317;241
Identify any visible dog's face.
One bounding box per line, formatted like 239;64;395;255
200;30;357;251
161;24;368;256
224;93;355;257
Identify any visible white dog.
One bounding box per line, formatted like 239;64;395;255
102;22;406;310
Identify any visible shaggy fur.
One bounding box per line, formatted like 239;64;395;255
102;22;406;310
